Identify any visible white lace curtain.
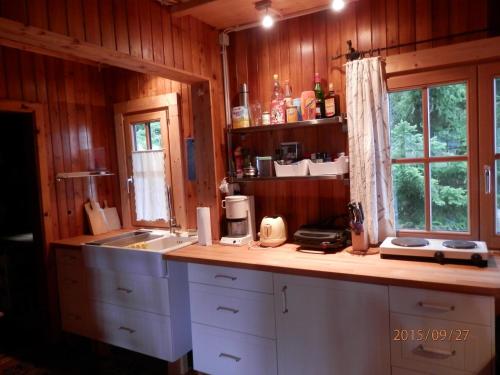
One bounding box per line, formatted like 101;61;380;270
132;151;170;222
346;57;395;244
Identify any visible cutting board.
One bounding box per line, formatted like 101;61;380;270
103;200;121;230
85;200;110;235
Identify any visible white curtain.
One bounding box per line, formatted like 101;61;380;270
346;57;395;244
132;151;170;222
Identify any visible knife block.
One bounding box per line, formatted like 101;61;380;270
351;229;369;252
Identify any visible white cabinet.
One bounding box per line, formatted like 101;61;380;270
188;263;277;375
273;274;390;375
56;247;191;362
389;286;495;375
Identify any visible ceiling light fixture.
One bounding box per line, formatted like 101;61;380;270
332;0;346;11
262;12;274;28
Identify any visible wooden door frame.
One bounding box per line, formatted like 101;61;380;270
114;93;188;229
0;100;53;249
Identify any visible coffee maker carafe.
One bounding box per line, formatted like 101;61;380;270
220;195;255;246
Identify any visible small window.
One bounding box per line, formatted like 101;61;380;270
389;82;469;233
132;120;163;151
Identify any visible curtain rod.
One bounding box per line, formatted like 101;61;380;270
332;28;492;62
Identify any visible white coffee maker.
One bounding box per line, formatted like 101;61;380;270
220;195;256;246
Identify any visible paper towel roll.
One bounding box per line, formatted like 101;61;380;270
197;207;212;246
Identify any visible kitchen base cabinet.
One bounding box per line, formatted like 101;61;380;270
56;247;191;363
273;274;390;375
192;323;277;375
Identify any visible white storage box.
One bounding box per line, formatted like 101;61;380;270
274;160;309;177
308;157;349;176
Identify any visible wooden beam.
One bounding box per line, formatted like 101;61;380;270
171;0;218;17
386;35;500;76
0;17;209;84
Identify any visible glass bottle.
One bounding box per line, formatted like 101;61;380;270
270;74;286;124
324;83;340;118
313;73;325;119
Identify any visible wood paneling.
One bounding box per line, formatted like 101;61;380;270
0;46;118;240
227;0;492;235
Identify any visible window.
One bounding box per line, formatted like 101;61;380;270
132;121;162;151
388;67;478;238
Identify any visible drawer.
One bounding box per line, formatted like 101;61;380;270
389;286;493;326
390;313;493;374
59;292;94;338
192;323;277;375
392;366;470;375
91;301;174;361
55;248;83;267
57;263;86;294
188;263;273;293
189;283;275;339
87;269;170;315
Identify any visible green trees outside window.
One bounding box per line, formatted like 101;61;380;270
389;83;469;232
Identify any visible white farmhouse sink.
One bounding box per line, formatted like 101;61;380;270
83;230;197;277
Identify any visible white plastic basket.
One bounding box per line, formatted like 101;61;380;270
274;160;309;177
308;157;349;176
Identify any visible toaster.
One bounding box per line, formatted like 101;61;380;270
259;216;287;247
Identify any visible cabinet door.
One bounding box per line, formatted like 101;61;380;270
274;274;390;375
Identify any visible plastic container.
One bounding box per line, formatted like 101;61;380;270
307;156;349;176
274;160;309;177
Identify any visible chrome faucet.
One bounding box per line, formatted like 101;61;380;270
167;185;179;235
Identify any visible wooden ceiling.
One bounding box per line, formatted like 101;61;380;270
169;0;333;29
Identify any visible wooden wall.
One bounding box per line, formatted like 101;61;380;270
0;0;225;240
227;0;493;235
0;46;119;240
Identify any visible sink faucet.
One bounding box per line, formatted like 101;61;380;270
167;185;179;235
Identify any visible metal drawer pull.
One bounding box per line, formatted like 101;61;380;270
217;306;239;314
116;287;133;294
417;301;455;311
281;285;288;314
219;353;241;362
416;344;456;358
484;165;492;194
119;326;135;334
214;274;237;281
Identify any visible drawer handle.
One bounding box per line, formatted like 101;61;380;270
116;287;133;294
214;274;237;281
219;353;241;362
417;301;455;312
217;306;239;314
416;344;456;358
281;285;289;314
119;326;135;334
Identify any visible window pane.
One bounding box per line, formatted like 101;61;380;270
133;123;147;151
429;83;467;157
392;163;425;230
430;162;468;232
389;90;424;159
150;121;162;150
496;78;500;153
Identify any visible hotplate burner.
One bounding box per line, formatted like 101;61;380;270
391;237;430;247
442;240;477;249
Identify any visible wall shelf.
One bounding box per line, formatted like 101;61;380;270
56;171;114;181
229;174;349;183
227;117;347;135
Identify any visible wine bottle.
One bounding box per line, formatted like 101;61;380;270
324;83;340;118
313;73;325;119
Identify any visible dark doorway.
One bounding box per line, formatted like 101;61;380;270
0;111;44;348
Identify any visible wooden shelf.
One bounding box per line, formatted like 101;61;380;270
228;174;349;183
56;171;114;181
227;117;346;135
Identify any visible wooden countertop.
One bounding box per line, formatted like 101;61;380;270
50;229;132;249
166;243;500;297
